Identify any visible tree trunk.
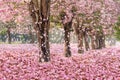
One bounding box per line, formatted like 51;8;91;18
77;31;84;53
94;29;106;49
95;33;100;49
28;25;34;43
29;31;34;43
74;18;84;53
102;34;105;48
90;35;96;49
99;33;105;49
83;31;89;51
64;22;72;57
29;0;50;62
7;27;11;44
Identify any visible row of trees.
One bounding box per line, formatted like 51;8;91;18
50;0;119;59
0;0;120;62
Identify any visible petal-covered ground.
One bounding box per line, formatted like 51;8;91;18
0;44;120;80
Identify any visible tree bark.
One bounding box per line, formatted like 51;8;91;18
28;25;34;43
90;35;96;49
29;32;34;43
7;27;11;44
95;32;100;49
98;33;105;49
74;18;84;53
94;29;105;49
64;22;72;57
29;0;50;62
77;31;84;53
83;31;89;51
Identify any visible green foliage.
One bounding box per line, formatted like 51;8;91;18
0;29;7;36
114;16;120;41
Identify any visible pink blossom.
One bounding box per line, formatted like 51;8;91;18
0;44;120;79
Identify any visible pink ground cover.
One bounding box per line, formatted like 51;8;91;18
0;44;120;80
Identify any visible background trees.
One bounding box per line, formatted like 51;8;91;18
51;0;119;54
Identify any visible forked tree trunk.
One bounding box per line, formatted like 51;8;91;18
63;21;72;57
29;0;50;62
7;27;11;44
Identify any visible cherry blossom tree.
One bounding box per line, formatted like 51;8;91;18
0;0;30;43
0;0;51;62
51;0;119;54
0;0;119;62
28;0;51;62
51;0;76;56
